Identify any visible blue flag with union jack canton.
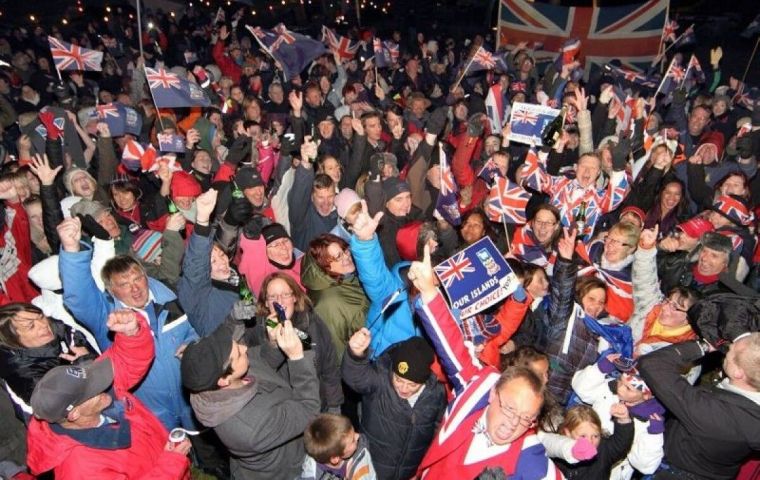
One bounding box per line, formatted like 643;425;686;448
435;144;461;226
48;36;103;71
247;24;326;81
321;26;359;61
508;102;559;146
467;46;509;74
657;58;685;97
498;0;667;75
92;103;125;137
144;67;210;108
434;237;518;318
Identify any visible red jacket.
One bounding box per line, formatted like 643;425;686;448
0;202;38;305
450;134;488;213
26;318;190;480
479;295;530;367
212;41;242;84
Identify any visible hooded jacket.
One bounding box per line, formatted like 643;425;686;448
25;319;190;480
300;251;370;361
189;347;320;480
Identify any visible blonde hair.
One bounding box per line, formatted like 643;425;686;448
609;221;641;249
558;405;602;436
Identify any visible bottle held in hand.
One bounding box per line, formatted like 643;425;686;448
541;106;567;148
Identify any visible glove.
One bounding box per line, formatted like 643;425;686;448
39;111;62;140
611;137;632;171
226;137;252;166
230;299;257;322
571;437;597;461
466;113;486;138
736;136;753;158
672;88;687;106
224;196;253;226
512;285;527;303
242;214;270;239
425;107;448;136
77;214;111;240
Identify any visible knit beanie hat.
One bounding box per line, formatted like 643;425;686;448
382;177;411;203
63;168;96;195
261;223;290;246
710;194;753;227
170;171;202;199
695;131;725;163
390;336;434;384
131;230;163;264
396;221;423;262
334;188;361;219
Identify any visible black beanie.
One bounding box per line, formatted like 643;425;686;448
390;336;434;384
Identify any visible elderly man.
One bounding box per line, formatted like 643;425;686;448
639;333;760;479
25;310;191;479
408;246;561;479
658;230;733;297
57;217;198;431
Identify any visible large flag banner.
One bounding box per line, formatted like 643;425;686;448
247;24;326;81
48;36;103;71
508;102;560;146
321;26;360;61
145;67;210;108
434;237;518;318
497;0;667;74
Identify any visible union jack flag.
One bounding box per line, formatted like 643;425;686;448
96;104;119;119
271;24;297;51
321;26;359;61
468;46;508;73
435;144;461;226
144;67;210;108
519;148;547;192
662;19;678;43
145;68;181;89
605;64;659;89
48;36;103;71
577;240;634;321
556;38;581;68
513;110;538;125
713;195;754;226
121;139;157;172
93;103;126;137
246;24;326;81
477;157;501;185
485;177;531;224
657;57;685;96
682;54;706;92
434;251;476;289
509;225;556;269
497;0;667;75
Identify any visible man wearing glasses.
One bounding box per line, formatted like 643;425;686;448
408;247;562;479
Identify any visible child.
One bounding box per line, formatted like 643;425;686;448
300;413;376;480
543;404;634;479
571;354;665;479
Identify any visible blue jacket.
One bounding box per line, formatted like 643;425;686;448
349;234;421;358
59;243;198;430
177;228;239;337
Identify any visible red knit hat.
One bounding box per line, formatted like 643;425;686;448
677;217;714;239
170;171;201;199
696;131;725;163
396;221;423;262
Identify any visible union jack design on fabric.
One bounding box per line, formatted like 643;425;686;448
146;68;181;89
144;67;210;108
384;41;400;64
93;103;126;137
271;24;297;51
576;240;634;321
121;139;156;172
498;0;667;74
246;24;326;81
468;47;507;73
714;196;754;226
434;252;476;289
662;19;678;43
682;54;705;91
519;148;547;192
321;26;359;61
372;38;393;68
435;144;462;226
556;38;581;68
513;110;538;125
509;225;557;269
477;157;501;185
96;104;119;119
605;64;659;89
485;177;531;225
657;57;685;96
48;36;103;71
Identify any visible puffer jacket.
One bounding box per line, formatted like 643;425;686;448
341;345;446;480
349;234;421;358
0;319;97;411
300;251;370;361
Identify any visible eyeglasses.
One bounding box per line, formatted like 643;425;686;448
496;392;537;428
665;298;688;313
533;220;557;229
266;292;294;302
604;236;632;248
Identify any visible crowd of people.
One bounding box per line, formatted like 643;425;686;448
0;3;759;480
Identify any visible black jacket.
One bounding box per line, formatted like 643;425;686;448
341;345;446;480
555;420;634;479
639;341;760;480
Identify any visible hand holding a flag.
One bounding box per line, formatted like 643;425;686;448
353;200;384;241
408;244;437;301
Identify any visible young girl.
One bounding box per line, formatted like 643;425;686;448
543;404;634;479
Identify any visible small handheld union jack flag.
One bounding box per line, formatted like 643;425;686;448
661;19;679;43
48;36;103;71
434;251;476;289
435;143;461;226
321;26;359;61
467;46;508;74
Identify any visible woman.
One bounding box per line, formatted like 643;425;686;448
510;203;562;272
249;273;343;412
0;303;96;413
301;234;370;361
546;228;620;405
642;178;690;238
459;208;501;248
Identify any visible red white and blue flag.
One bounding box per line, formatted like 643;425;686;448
682;54;706;91
467;46;508;74
435;251;475;289
435;144;462;227
247;24;326;81
94;103;125;137
484;84;507;134
48;36;103;71
497;0;667;74
657;57;685;96
145;67;210;108
661;19;679;43
605;64;659;89
508;102;559;146
321;26;360;61
485;177;531;224
555;38;581;69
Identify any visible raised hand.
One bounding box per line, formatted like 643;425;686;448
351;116;364;136
348;327;371;357
275;320;304;360
352;200;384;241
639;224;659;250
557;227;577;260
106;309;141;337
96;122;111;138
195;188;218;223
610;402;632;423
300;135;318;163
288;90;303;115
29;154;63;186
57;217;83;252
573;87;588;112
407;244;438;300
165;212;187;232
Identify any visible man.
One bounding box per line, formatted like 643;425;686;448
347;111;386;190
408;246;561;479
341;332;447;479
57;217;199;430
289;165;338;252
181;316;320;480
639;333;760;479
659;230;732;296
656;217;714;293
26;310;191;479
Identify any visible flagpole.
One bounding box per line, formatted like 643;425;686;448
143;70;166;133
679;56;693;89
451;53;477;93
739;36;760;90
356;0;362;27
652;56;676;99
656;3;670;66
495;0;502;51
136;0;144;59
